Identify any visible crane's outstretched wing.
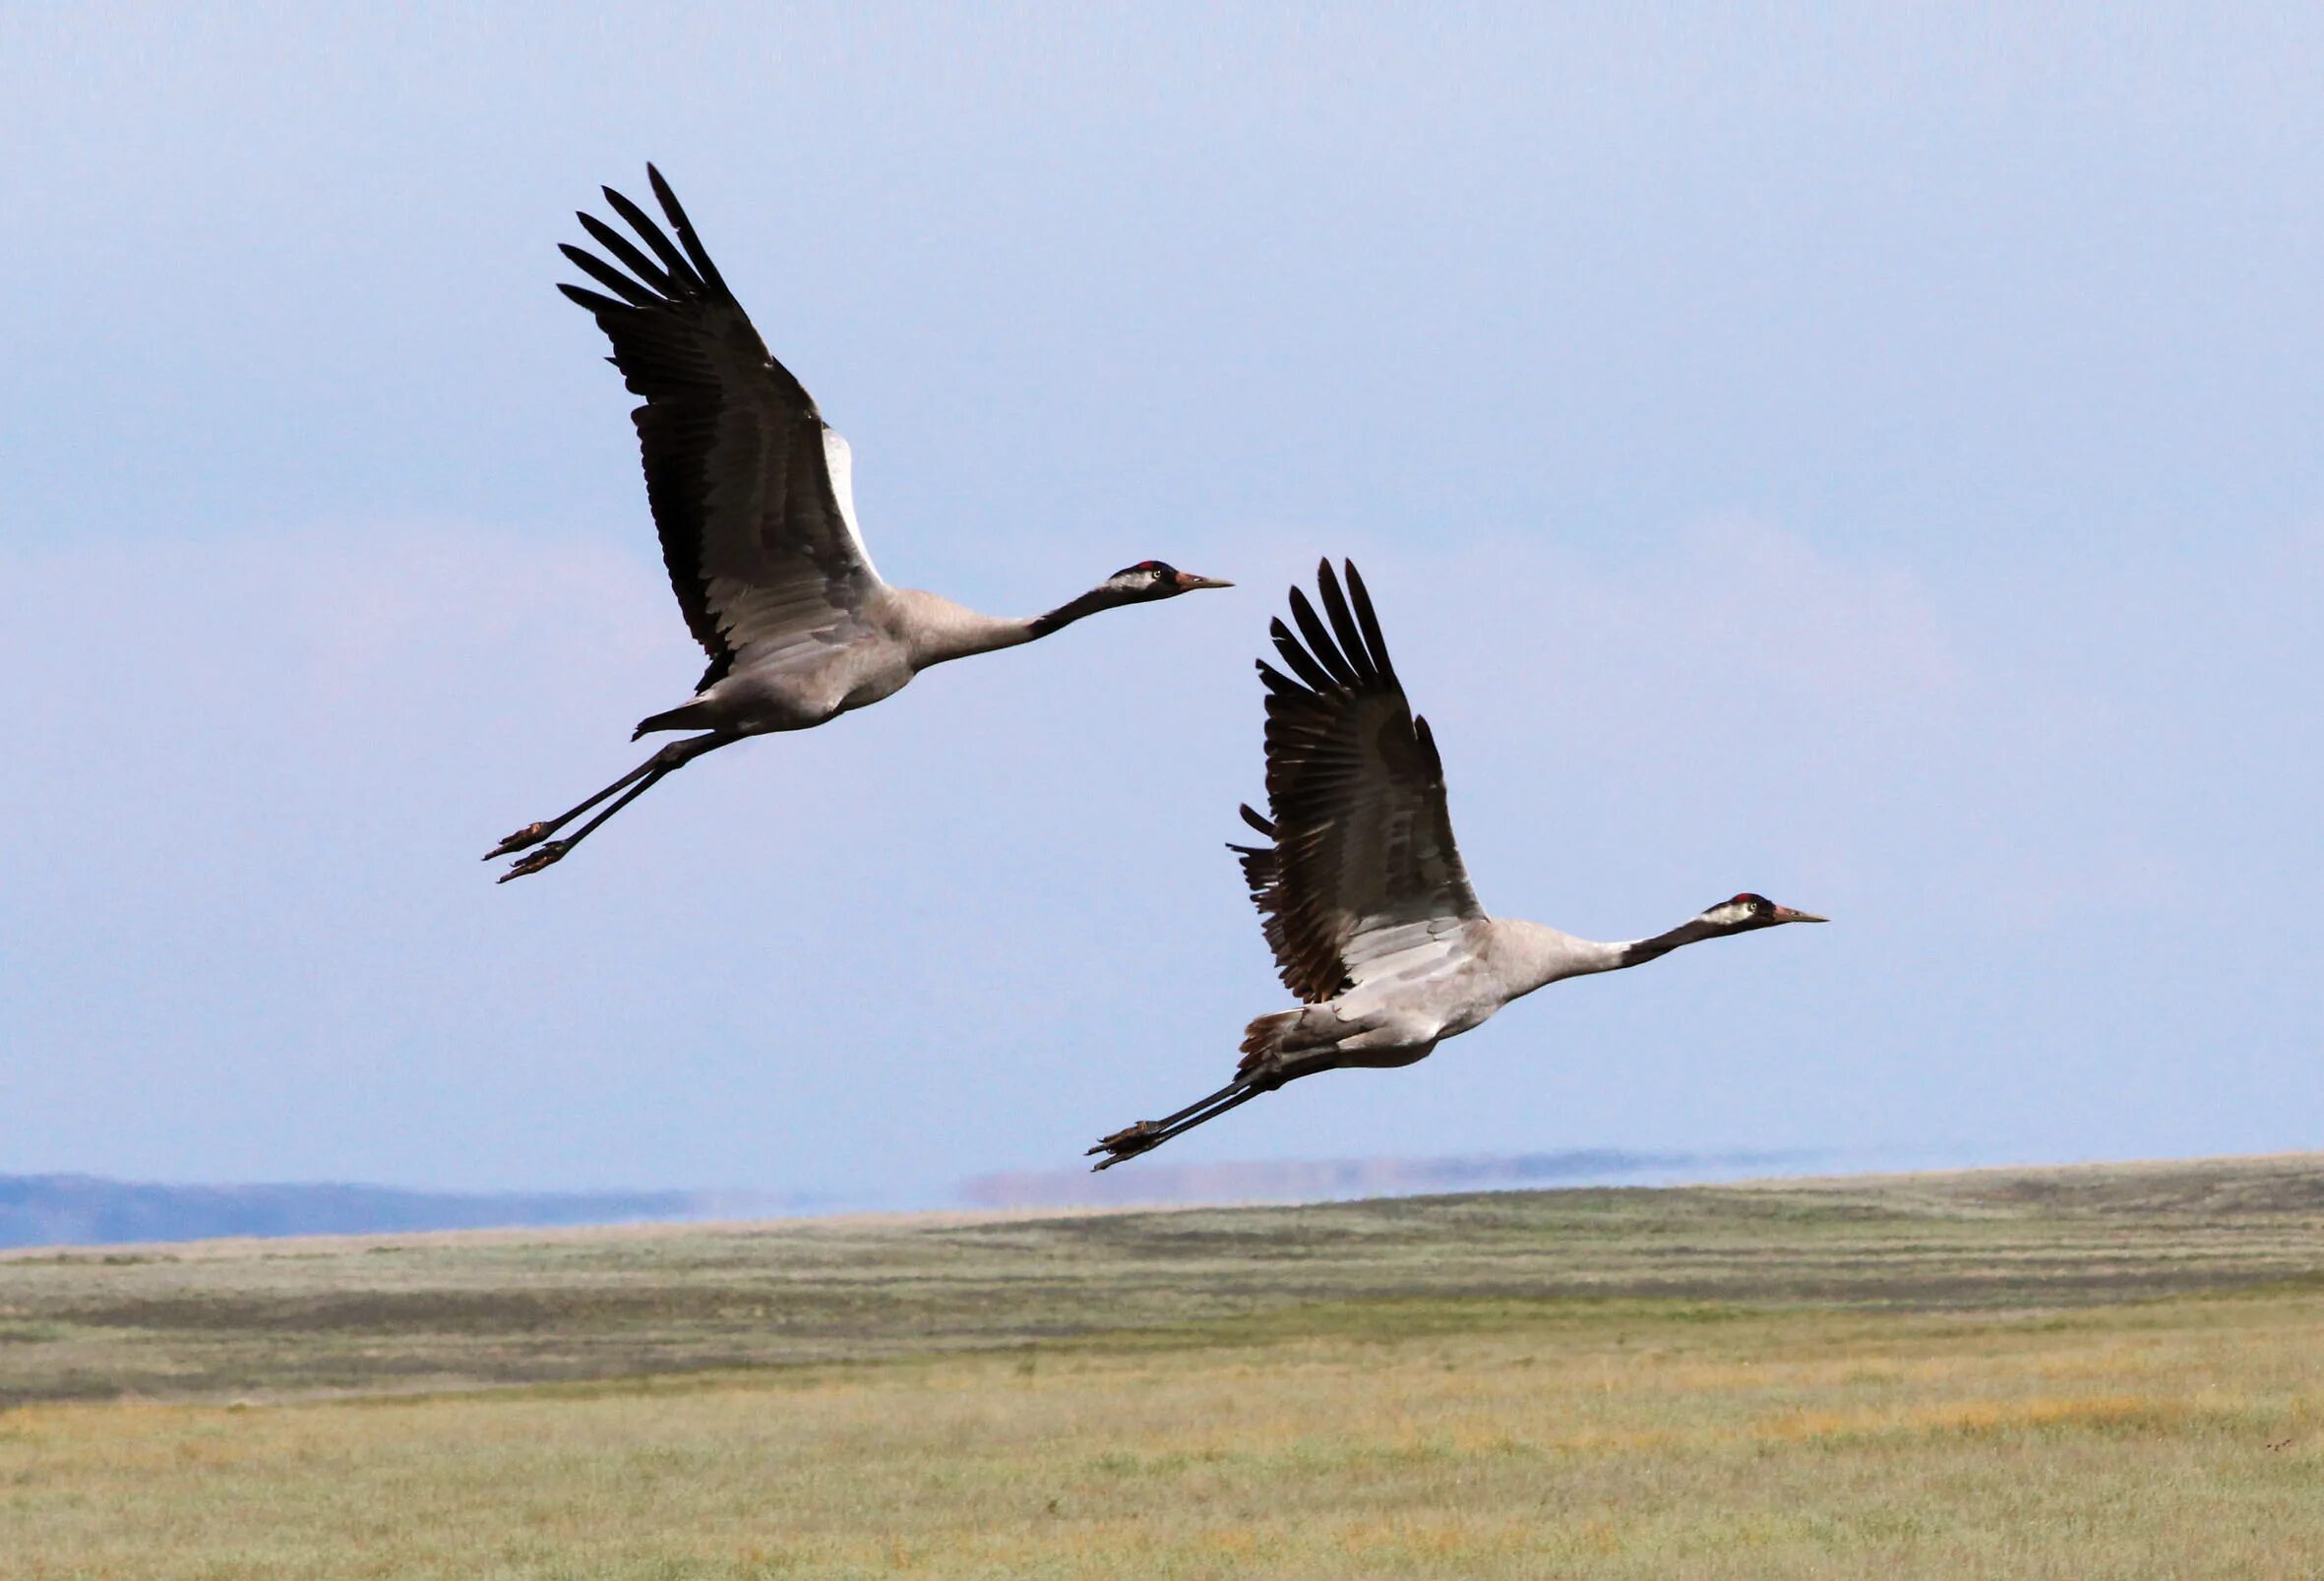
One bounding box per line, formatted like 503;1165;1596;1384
1227;560;1484;1002
559;166;884;692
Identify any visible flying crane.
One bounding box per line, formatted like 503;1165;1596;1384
1091;560;1824;1167
489;167;1228;881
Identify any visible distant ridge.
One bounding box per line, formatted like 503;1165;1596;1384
0;1174;784;1249
2;1150;1846;1248
959;1147;1828;1209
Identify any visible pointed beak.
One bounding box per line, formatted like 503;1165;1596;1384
1771;905;1828;924
1173;572;1234;591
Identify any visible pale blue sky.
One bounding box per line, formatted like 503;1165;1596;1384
2;6;2319;1204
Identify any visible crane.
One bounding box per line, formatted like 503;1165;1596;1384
488;167;1230;881
1089;559;1824;1167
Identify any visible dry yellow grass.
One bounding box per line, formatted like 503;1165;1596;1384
6;1290;2322;1578
5;1156;2324;1577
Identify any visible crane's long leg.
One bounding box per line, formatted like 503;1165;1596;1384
1086;1078;1272;1171
1097;1077;1247;1143
487;731;736;882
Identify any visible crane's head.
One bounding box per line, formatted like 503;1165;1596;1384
1103;561;1234;601
1700;892;1828;932
1029;562;1234;638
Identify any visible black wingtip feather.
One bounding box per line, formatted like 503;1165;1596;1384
557;281;630;315
558;243;659;307
1269;618;1336;692
1342;561;1394;682
1254;659;1307;700
645;164;731;298
601;184;701;290
1239;804;1276;837
1313;562;1376;685
1286;586;1359;689
577;211;677;295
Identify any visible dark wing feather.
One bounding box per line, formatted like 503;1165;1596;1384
561;165;881;691
1229;560;1482;1002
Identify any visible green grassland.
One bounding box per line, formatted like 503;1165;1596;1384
5;1155;2324;1577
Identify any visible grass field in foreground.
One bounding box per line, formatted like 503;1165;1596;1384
4;1156;2323;1577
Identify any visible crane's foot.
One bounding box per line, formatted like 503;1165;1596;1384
497;840;571;882
1086;1121;1160;1171
485;821;554;860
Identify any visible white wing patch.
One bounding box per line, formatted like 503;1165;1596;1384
822;428;883;586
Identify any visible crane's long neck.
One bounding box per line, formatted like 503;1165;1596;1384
1487;913;1735;997
1609;914;1734;970
1484;919;1628;996
907;583;1141;668
894;600;1027;667
1024;584;1132;639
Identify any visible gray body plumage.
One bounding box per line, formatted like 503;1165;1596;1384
662;587;1037;737
1268;919;1629;1071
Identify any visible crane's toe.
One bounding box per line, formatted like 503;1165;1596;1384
486;821;554;859
1086;1121;1159;1170
497;840;571;882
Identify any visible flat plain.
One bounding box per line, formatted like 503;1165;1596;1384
5;1155;2323;1577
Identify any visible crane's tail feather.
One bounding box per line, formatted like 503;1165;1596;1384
633;699;716;740
1237;1009;1310;1075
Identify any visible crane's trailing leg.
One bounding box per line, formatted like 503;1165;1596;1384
488;762;659;858
1086;1073;1283;1170
488;731;737;882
